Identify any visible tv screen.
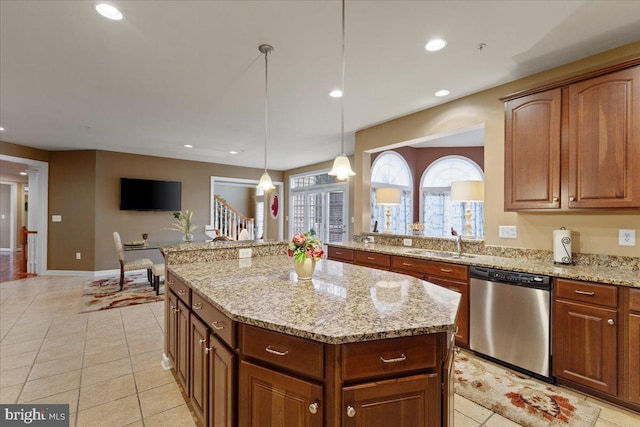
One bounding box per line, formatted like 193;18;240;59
120;178;182;211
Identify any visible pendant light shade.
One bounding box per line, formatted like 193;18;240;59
328;0;355;180
257;44;275;191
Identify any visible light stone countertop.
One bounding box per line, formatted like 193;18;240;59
328;242;640;288
168;255;461;344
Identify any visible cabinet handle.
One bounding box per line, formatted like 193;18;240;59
402;262;413;267
167;280;174;285
336;251;343;255
211;321;224;330
440;268;453;273
608;319;615;325
346;406;356;418
569;196;575;202
574;290;595;296
170;304;175;310
380;353;407;363
308;401;319;414
205;347;213;354
553;197;559;202
193;303;202;310
265;345;289;356
199;338;206;345
177;289;186;295
367;256;376;260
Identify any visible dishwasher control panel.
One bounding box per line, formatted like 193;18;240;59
470;266;551;289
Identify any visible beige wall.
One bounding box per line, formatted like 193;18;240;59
355;41;640;257
1;141;49;162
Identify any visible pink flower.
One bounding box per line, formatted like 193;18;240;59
312;246;325;259
292;234;306;246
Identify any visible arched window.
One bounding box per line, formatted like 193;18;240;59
421;156;484;238
370;151;412;234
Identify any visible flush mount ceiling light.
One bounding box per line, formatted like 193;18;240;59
229;150;238;155
20;171;28;176
0;127;4;131
435;89;450;97
329;89;343;98
425;38;446;52
256;44;276;192
184;144;193;148
328;0;356;181
95;3;123;20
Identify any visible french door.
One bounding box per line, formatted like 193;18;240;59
290;189;347;245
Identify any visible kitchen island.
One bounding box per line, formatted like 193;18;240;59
163;254;461;427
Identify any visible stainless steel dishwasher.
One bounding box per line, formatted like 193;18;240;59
469;266;553;381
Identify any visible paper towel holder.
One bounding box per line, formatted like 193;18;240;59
553;226;573;265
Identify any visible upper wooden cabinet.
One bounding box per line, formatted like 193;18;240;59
504;62;640;211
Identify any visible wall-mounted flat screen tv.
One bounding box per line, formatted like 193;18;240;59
120;178;182;211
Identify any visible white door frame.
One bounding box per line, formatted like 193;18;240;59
0;154;48;275
0;181;17;252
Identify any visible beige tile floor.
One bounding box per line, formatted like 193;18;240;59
1;275;640;427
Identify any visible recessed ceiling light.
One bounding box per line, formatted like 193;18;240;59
19;172;28;176
329;89;343;98
95;3;123;21
0;127;5;131
229;150;238;155
435;89;450;97
425;39;447;52
184;144;193;148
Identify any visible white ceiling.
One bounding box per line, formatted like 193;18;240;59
1;1;639;171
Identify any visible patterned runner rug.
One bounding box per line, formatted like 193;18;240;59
80;272;163;313
455;352;600;427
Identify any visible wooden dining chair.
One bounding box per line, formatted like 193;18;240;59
113;231;154;291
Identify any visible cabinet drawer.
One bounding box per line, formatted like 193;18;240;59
192;292;236;348
354;251;391;269
167;272;190;304
342;334;438;382
392;256;467;281
240;325;324;380
629;288;640;312
327;246;354;262
555;279;617;308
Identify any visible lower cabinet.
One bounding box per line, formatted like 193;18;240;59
177;299;190;392
627;288;640;405
425;276;469;346
209;333;236;427
342;373;439;427
239;361;323;427
190;314;208;425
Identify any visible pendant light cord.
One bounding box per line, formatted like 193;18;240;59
264;48;269;172
340;0;346;156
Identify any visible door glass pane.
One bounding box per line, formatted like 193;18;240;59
291;193;305;235
328;191;344;243
309;193;325;243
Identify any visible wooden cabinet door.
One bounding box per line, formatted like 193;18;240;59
628;313;640;404
239;361;323;427
168;291;179;368
209;333;236;427
554;299;618;395
190;314;208;426
504;88;561;210
568;65;640;208
426;276;469;347
342;373;439;427
177;299;190;393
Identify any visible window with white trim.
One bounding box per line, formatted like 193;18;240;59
370;151;413;234
421;156;484;238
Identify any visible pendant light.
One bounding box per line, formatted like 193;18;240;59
328;0;356;180
257;44;276;191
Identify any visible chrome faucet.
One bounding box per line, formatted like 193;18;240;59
451;228;462;257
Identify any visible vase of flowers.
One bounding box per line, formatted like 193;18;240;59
288;229;324;280
165;210;197;243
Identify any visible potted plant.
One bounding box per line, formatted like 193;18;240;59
166;210;197;242
288;229;324;280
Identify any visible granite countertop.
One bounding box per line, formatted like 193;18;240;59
168;255;461;344
160;239;285;253
328;242;639;288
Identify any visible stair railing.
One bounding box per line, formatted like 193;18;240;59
212;195;255;240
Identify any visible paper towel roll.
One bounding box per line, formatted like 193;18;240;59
553;228;572;264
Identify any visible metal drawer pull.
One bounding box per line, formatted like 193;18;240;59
167;280;174;285
380;353;407;363
336;251;343;255
177;289;186;295
440;268;453;273
193;303;202;310
211;321;224;330
205;347;213;354
608;319;615;325
309;401;319;414
574;290;595;296
367;256;376;260
199;338;206;345
347;406;356;417
265;345;289;356
402;262;413;267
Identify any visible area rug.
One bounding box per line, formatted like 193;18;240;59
80;272;163;313
454;352;600;427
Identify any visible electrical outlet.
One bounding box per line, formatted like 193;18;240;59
619;229;636;246
75;252;81;260
52;215;62;222
239;248;252;258
499;225;518;239
403;238;412;246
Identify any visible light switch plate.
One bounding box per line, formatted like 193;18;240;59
239;248;252;258
499;225;517;239
403;238;412;246
619;229;636;246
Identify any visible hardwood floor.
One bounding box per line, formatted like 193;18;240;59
0;251;22;283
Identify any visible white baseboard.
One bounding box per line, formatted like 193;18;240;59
161;353;173;371
44;269;121;279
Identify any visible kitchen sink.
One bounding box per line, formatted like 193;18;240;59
404;249;476;259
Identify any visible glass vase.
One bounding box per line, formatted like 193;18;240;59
183;233;194;243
